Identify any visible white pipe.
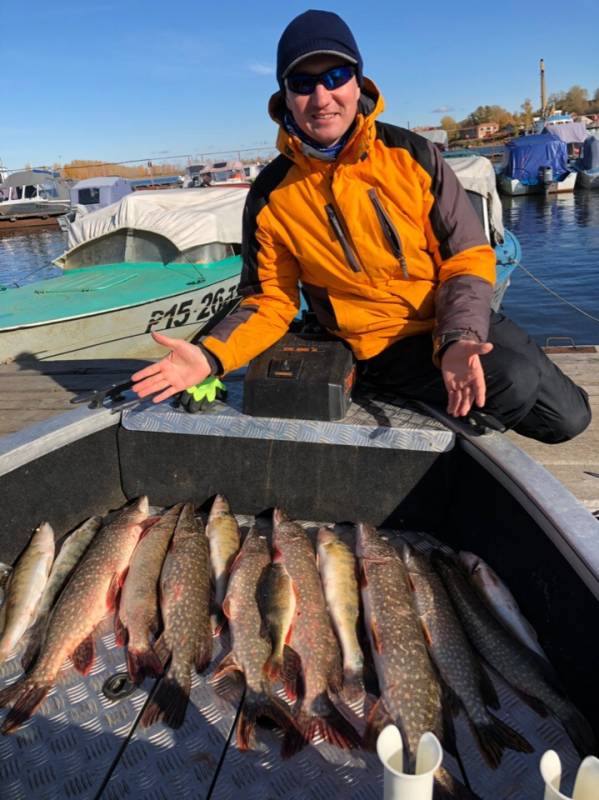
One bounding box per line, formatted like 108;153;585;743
541;749;599;799
377;725;443;800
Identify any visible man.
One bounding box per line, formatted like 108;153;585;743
132;10;590;444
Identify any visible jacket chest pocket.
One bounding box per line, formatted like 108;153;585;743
367;189;409;279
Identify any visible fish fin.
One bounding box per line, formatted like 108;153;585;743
153;633;171;669
210;610;226;637
213;650;242;680
221;596;232;621
20;617;46;672
563;706;597;757
471;711;533;769
514;687;549;717
127;647;164;682
441;680;462;718
72;634;96;675
262;651;283;682
114;615;128;647
420;619;434;648
0;680;52;734
289;696;361;753
440;687;459;759
370;618;383;654
106;569;128;612
364;696;393;750
141;674;190;729
477;664;500;710
194;635;212;673
280;645;302;703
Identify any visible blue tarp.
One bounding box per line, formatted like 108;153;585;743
577;137;599;171
504;134;569;185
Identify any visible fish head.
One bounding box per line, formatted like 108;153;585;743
355;522;393;560
34;522;56;552
240;527;268;556
458;551;480;575
132;496;150;518
208;494;231;521
272;507;290;528
400;542;432;575
316;525;337;552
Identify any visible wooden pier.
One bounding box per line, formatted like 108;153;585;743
1;349;598;512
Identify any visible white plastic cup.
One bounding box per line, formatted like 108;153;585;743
376;725;443;800
540;749;599;800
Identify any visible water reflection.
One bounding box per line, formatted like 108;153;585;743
501;191;599;345
0;228;65;287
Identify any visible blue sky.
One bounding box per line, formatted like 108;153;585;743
3;0;599;170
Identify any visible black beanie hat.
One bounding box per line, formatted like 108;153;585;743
276;9;363;91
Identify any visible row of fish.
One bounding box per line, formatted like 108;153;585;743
0;497;595;797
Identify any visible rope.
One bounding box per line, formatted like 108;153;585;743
516;261;599;326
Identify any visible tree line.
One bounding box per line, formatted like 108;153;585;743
439;84;599;138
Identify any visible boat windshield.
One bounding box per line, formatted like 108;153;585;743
39;182;59;199
11;185;39;200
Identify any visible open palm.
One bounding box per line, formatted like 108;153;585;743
131;332;212;403
441;340;494;417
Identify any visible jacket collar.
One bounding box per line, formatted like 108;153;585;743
268;77;384;171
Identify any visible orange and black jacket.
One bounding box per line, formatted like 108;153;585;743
201;80;496;375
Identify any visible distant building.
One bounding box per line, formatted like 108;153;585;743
458;122;500;140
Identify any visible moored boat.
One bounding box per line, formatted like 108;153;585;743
0;187;248;363
0;169;71;229
498;134;577;195
0;379;597;798
574;137;599;190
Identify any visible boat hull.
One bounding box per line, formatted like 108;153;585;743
0;263;241;362
0;199;71;218
576;170;599;190
498;170;578;195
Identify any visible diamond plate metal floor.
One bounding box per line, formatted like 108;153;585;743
0;524;583;800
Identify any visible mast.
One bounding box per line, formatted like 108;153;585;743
540;58;547;118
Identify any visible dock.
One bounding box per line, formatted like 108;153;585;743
1;349;598;513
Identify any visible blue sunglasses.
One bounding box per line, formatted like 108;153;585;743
286;65;356;96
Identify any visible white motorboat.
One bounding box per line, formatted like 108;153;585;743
0;169;71;221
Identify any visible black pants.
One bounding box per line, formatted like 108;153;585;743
359;312;591;444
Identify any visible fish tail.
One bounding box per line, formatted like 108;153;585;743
471;713;533;769
563;706;597;757
287;695;361;753
435;767;480;800
127;646;164;682
262;651;283;682
237;688;297;752
0;679;52;734
141;673;190;730
341;668;365;704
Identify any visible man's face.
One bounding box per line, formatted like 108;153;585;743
285;54;361;147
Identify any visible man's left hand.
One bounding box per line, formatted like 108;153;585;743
441;340;494;417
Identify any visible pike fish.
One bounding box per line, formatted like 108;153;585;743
214;527;298;750
273;509;361;753
117;504;181;682
459;551;548;660
0;522;55;663
206;494;240;633
357;524;476;800
259;558;296;683
141;503;212;729
21;516;103;670
0;497;150;734
316;526;365;702
433;550;596;757
403;544;532;768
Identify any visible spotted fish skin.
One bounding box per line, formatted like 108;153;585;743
141;503;212;730
118;504;182;681
0;497;150;734
433;550;596;758
215;527;298;751
273;509;361;752
403;544;532;768
316;526;364;702
0;523;55;662
206;495;240;632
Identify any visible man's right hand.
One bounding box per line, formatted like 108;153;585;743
131;331;212;403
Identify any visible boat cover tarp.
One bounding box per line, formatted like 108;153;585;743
577;136;599;171
417;129;449;148
63;186;249;254
543;121;588;144
445;155;504;241
504;134;569;184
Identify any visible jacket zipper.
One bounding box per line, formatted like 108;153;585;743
368;188;409;278
325;204;362;273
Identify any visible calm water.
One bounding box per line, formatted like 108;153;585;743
1;192;599;345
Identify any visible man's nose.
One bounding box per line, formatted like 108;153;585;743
309;82;331;105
